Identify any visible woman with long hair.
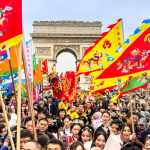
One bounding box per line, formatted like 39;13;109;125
93;131;109;150
52;118;64;141
64;120;82;148
119;123;136;145
78;124;94;144
70;142;85;150
100;111;111;129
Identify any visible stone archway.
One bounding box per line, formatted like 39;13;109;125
31;21;102;90
55;48;77;74
54;46;79;64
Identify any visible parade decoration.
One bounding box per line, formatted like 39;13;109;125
42;58;48;75
110;71;150;103
76;19;123;76
96;19;150;80
47;65;78;104
0;0;23;51
0;45;19;76
33;54;40;71
33;59;43;85
61;71;78;104
120;71;150;95
47;65;63;100
25;40;33;82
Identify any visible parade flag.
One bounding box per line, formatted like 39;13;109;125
0;0;23;50
26;40;33;82
42;58;48;75
109;71;150;103
110;94;120;103
33;54;40;71
33;84;40;101
21;83;27;98
96;19;150;80
120;71;150;95
5;84;13;96
1;73;18;89
76;19;124;76
0;45;19;76
33;59;43;85
0;49;8;62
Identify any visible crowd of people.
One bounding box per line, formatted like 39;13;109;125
0;89;150;150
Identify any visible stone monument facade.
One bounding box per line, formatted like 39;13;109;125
30;21;102;90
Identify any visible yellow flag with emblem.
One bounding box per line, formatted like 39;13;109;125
76;19;124;76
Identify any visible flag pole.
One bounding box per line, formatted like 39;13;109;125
145;87;148;126
7;49;18;107
22;44;37;141
116;79;121;114
129;92;135;133
17;41;22;150
31;82;33;102
0;92;15;150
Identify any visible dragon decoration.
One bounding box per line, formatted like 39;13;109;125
47;65;78;104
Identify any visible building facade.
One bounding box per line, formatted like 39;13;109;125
30;21;102;90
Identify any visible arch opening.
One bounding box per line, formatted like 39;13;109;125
56;48;77;75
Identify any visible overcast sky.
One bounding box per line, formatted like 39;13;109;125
22;0;150;74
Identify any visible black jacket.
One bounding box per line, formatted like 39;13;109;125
37;105;48;115
45;131;54;140
47;102;57;116
141;128;150;144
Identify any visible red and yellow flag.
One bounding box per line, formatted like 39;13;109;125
0;0;23;51
42;58;48;75
76;19;124;76
96;20;150;80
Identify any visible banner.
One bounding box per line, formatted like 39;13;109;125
76;19;124;76
96;19;150;80
0;0;23;50
26;40;33;82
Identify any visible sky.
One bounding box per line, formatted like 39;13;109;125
22;0;150;74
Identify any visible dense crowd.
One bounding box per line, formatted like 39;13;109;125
0;89;150;150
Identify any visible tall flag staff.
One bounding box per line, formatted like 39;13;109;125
0;0;23;149
22;41;37;141
7;47;18;107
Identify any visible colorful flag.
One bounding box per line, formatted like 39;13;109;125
96;19;150;80
33;54;40;71
76;19;124;76
5;84;13;97
0;45;19;76
120;72;150;95
42;58;48;75
109;71;150;103
33;84;41;101
26;40;33;82
21;83;27;98
0;0;23;50
33;59;43;85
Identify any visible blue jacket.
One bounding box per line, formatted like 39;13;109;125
0;145;8;150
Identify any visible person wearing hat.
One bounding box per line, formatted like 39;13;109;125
47;114;54;133
37;101;47;115
138;118;146;132
141;119;150;144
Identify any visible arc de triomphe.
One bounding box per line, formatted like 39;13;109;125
30;21;102;90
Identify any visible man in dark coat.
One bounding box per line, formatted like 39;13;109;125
141;119;150;144
47;96;57;117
